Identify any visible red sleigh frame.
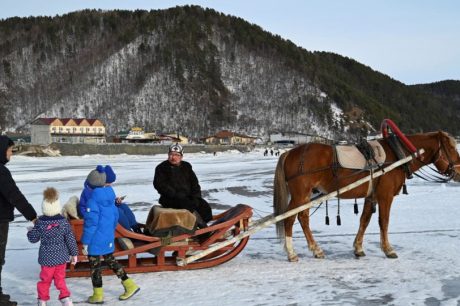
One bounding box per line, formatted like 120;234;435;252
66;204;253;277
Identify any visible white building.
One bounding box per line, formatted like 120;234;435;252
30;118;106;145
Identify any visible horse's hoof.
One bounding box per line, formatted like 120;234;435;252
354;251;366;257
385;252;398;259
288;255;299;262
314;253;325;259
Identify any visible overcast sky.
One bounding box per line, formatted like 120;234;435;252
1;0;459;85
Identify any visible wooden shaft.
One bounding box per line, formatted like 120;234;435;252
177;149;424;267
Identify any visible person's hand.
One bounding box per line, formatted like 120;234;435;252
71;256;78;265
116;197;122;204
82;245;88;255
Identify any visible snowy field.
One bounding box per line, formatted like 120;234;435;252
4;149;460;305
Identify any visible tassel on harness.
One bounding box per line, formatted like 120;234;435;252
325;200;329;225
354;198;359;215
402;183;408;195
336;198;341;226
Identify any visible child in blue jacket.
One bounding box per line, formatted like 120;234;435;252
79;165;141;233
81;165;140;304
27;187;78;306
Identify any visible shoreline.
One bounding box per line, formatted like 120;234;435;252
15;143;257;156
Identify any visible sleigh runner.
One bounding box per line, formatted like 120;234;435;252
66;204;252;277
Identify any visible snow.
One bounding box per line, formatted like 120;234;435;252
4;149;460;305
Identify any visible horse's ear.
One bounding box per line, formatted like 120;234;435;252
419;153;425;162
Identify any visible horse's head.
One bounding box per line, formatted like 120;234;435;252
431;131;460;180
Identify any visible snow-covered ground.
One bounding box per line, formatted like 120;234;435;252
4;149;460;305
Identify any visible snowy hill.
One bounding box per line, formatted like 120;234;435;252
1;6;459;138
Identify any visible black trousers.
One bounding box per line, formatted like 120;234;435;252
0;222;9;294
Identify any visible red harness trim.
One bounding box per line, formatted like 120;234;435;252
381;118;417;153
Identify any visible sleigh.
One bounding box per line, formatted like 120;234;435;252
66;204;253;277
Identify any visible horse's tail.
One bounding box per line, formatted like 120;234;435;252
274;151;289;240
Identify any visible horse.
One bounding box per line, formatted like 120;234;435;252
273;131;460;261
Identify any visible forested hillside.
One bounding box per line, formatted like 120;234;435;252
1;6;459;139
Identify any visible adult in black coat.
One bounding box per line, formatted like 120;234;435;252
0;136;37;305
153;144;212;226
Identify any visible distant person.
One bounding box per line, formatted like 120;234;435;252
153;144;212;227
264;149;268;156
0;136;37;306
81;166;140;303
78;165;141;233
27;187;78;306
270;149;274;156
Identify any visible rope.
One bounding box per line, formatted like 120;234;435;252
412;169;452;183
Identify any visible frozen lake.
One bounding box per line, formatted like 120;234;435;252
4;150;460;305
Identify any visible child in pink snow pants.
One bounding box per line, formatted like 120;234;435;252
27;187;78;306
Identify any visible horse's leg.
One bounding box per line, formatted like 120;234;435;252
298;209;324;258
378;196;398;258
283;204;299;262
353;198;374;257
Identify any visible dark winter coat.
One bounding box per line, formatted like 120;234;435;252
153;160;212;222
81;186;118;255
0;136;37;222
154;160;201;202
27;214;78;266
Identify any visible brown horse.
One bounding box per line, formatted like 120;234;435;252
273;131;460;261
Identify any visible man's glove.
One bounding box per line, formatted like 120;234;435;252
82;245;88;255
71;256;78;265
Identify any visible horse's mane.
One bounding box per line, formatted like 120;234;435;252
407;131;457;148
444;132;457;148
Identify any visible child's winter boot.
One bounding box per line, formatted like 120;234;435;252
37;299;47;306
119;278;140;300
60;296;74;306
88;287;104;304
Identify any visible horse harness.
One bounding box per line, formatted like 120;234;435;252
411;132;456;182
288;141;388;220
286;132;456;219
288;142;385;182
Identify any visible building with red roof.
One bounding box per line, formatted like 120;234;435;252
30;117;106;144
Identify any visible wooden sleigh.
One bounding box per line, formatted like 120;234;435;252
66;204;253;277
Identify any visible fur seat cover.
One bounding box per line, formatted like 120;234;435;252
144;205;197;237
